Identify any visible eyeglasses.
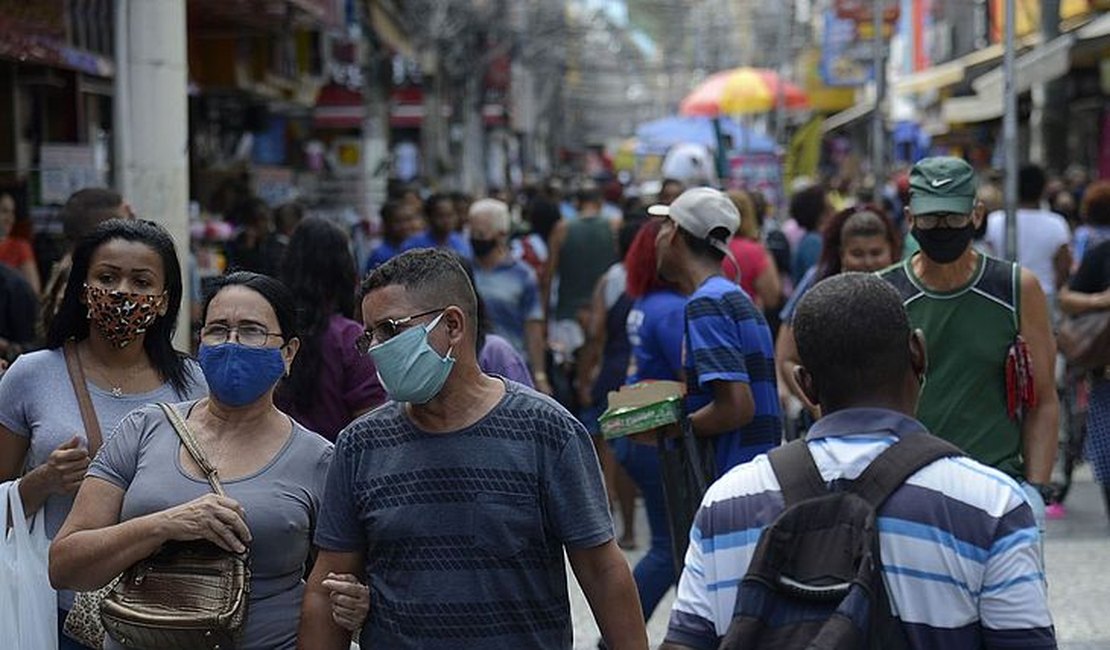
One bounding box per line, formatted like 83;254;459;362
914;213;972;229
355;307;445;354
200;323;283;348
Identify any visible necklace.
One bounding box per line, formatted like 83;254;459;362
79;345;148;399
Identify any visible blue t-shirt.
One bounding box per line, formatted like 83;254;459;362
314;380;613;649
627;289;686;383
791;231;822;286
683;276;781;474
364;241;403;274
473;258;543;354
401;230;474;260
778;265;820;325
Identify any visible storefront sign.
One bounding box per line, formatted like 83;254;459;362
39;144;105;204
821;10;874;87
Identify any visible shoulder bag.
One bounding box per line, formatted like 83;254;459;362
98;402;250;649
1057;310;1110;369
61;341;115;649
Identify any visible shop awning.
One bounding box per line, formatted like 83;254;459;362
370;0;414;58
822;102;874;133
892;58;967;95
941;27;1083;124
942;93;1003;124
972;31;1076;96
1078;11;1110;40
892;43;1009;96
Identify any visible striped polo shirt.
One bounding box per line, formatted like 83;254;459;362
666;408;1055;650
683;275;781;474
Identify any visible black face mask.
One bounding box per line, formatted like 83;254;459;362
470;238;498;258
912;225;974;264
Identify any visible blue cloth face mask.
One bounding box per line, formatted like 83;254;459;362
199;343;287;407
368;312;455;404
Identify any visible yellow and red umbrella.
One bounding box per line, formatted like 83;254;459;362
680;67;809;117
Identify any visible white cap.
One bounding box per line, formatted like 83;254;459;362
648;187;740;251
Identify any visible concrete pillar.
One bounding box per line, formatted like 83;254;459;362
114;0;191;345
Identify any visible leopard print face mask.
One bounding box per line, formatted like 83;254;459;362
84;284;165;348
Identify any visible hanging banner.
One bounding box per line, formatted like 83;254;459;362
821;10;874;87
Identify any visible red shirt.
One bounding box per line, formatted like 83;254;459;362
721;237;770;302
0;237;34;270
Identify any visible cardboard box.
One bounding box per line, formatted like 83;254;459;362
598;381;685;439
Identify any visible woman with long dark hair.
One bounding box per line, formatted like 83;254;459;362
0;219;207;648
276;217;384;440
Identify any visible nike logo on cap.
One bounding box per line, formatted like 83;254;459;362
930;178;954;188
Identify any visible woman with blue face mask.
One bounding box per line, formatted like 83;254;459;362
51;272;370;649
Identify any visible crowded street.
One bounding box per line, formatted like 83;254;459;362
2;1;1110;650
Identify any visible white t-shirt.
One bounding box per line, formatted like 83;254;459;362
985;208;1070;297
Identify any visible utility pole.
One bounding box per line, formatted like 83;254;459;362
362;3;390;217
1003;0;1019;261
871;0;887;204
114;0;191;344
774;3;790;149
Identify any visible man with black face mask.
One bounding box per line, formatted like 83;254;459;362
468;198;552;395
879;157;1059;544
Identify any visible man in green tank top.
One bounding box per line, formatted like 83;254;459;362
879;157;1058;530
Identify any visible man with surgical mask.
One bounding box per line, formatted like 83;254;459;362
468;198;551;394
879;157;1059;541
298;248;647;650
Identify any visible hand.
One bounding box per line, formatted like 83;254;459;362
32;436;90;495
159;493;252;553
322;573;370;631
534;374;554;396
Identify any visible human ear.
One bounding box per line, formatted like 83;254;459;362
282;337;300;375
793;366;820;414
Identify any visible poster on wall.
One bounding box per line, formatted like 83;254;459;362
39;144;106;204
727;152;784;211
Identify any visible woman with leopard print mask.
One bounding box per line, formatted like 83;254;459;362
0;219;207;649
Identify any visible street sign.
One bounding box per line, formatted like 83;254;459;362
834;0;901;24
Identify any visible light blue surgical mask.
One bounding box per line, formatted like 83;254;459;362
368;312;455;404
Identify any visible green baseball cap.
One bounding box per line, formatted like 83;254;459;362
909;157;977;216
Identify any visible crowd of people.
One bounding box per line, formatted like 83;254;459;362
0;155;1106;649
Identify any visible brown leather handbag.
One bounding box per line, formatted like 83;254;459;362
1058;310;1110;369
98;403;250;649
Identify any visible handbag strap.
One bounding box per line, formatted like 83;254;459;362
158;403;227;497
63;341;103;456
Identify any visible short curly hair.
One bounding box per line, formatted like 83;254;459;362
794;272;913;406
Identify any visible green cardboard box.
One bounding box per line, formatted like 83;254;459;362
598;381;685;439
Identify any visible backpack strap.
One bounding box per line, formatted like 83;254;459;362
768;439;828;507
849;433;964;509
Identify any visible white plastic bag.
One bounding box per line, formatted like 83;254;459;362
0;479;59;649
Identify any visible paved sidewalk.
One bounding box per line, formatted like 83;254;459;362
571;466;1110;649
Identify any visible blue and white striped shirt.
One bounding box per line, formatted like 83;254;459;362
666;408;1055;650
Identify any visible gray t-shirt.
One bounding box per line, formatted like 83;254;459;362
0;348;207;609
90;401;333;650
316;379;614;650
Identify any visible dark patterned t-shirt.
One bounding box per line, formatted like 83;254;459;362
315;380;614;649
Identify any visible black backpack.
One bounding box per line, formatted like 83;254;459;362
719;433;964;650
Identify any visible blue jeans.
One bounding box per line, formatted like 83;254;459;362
613;438;675;619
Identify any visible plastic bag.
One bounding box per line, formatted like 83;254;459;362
0;479;59;649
